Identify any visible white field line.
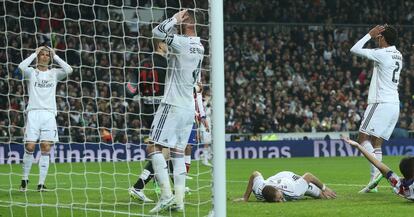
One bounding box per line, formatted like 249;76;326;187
0;200;170;217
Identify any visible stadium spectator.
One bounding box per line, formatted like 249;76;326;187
1;1;414;144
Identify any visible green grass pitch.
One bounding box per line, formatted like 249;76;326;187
0;156;413;217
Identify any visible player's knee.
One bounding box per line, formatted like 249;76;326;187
185;145;192;154
146;144;161;155
40;142;52;153
25;143;36;153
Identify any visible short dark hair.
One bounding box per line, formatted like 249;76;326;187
399;156;414;179
187;9;205;25
382;25;398;46
262;185;278;202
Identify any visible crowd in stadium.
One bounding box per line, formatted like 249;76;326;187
1;0;414;143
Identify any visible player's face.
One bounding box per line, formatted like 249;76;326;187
275;189;284;202
376;35;386;48
37;49;51;66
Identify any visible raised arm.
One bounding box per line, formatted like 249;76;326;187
152;10;188;48
18;53;37;78
343;138;392;176
50;48;73;80
350;25;385;62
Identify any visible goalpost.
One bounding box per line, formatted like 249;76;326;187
0;0;226;216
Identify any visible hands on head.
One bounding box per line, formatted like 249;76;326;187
35;46;55;56
174;9;190;24
368;25;386;38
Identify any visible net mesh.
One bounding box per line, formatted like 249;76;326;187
0;0;212;216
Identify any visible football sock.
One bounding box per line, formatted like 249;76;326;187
372;148;383;180
22;149;34;181
38;152;50;185
133;161;154;190
151;152;172;199
171;152;186;206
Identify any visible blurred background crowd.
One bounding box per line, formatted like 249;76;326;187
1;0;413;143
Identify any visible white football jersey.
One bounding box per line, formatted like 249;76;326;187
252;171;309;201
18;53;72;113
350;34;402;104
153;17;205;110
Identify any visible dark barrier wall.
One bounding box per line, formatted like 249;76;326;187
1;139;413;164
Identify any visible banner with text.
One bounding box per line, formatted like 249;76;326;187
1;139;413;164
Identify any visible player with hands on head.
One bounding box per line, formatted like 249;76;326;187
343;138;414;201
147;8;205;213
18;45;73;192
235;170;336;203
350;24;402;193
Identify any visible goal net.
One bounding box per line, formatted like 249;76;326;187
0;0;215;216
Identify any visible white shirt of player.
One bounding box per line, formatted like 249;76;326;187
18;53;73;113
152;17;205;110
350;34;402;104
252;171;309;201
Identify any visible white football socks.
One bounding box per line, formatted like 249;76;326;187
22;150;34;181
361;140;382;181
38;153;50;185
172;155;186;206
151;153;172;199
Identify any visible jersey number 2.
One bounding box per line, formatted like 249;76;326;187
392;62;400;83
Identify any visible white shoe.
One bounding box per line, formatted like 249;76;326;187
185;187;191;194
128;187;153;202
149;195;175;213
202;160;212;167
186;175;193;180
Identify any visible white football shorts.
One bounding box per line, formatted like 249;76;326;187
359;102;399;140
150;103;195;150
24;110;58;142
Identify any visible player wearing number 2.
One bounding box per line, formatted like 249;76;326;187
350;25;402;193
146;9;205;213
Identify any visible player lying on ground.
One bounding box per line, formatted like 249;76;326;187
235;170;336;202
343;138;414;201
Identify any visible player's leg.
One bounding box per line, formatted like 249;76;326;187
185;144;192;179
200;127;212;166
148;103;175;213
38;141;53;191
21;142;36;192
358;104;379;192
171;112;195;211
358;103;399;193
37;111;59;192
128;161;154;202
171;147;186;211
21;111;39;192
